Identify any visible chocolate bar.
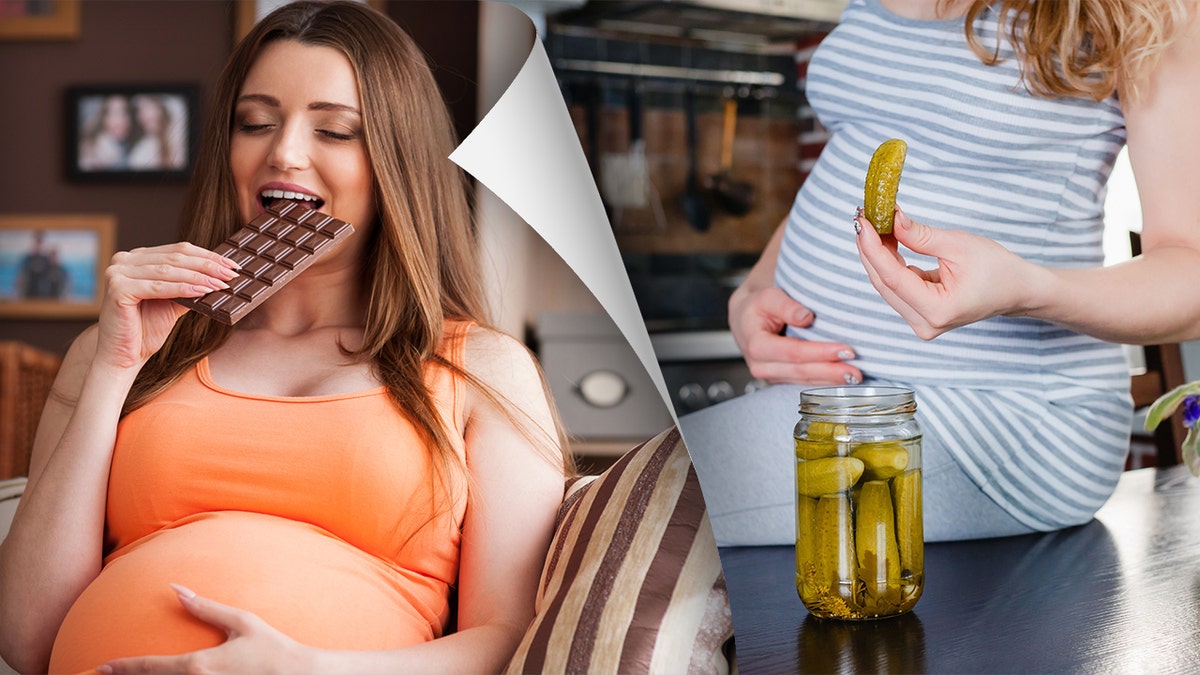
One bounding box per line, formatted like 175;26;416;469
173;201;354;324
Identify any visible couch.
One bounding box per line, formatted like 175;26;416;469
0;426;733;675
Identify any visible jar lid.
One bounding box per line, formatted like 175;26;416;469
798;386;917;420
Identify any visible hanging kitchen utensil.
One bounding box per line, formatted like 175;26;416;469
680;86;712;232
582;78;613;222
601;79;649;210
708;93;754;216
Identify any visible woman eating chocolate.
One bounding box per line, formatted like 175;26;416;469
0;3;570;673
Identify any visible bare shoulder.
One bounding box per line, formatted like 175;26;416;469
459;324;543;392
458;325;565;483
458;324;557;430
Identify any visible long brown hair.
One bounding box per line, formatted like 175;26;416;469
956;0;1189;101
126;1;573;481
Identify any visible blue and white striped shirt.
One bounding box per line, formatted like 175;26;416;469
777;0;1133;529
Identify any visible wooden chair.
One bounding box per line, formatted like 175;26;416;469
0;341;62;480
1130;341;1188;468
1127;233;1189;469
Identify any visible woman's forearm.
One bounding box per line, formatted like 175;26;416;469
314;621;528;675
0;362;137;672
1023;242;1200;344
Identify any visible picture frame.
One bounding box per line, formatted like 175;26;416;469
0;0;80;41
0;214;115;319
65;84;199;182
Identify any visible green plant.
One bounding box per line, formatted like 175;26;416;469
1145;384;1200;476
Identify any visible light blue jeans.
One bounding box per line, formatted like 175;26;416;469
678;383;1034;547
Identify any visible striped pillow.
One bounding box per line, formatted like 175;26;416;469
506;426;733;675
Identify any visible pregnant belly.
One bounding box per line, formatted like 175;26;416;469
49;512;442;674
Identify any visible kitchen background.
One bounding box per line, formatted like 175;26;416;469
1;0;1196;475
545;0;840;416
537;0;1200;464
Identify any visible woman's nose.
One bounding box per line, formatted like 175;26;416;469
268;124;310;171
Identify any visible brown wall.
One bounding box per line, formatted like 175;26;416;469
0;0;478;356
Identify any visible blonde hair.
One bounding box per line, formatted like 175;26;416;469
126;2;574;482
959;0;1189;101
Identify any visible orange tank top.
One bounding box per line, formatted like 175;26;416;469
48;322;470;674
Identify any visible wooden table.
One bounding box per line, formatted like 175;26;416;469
719;465;1200;674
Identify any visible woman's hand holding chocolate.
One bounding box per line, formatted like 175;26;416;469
96;242;239;369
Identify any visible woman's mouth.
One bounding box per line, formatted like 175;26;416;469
259;188;324;211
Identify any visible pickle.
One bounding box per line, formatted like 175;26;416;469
891;469;924;574
797;456;864;498
807;421;844;440
795;438;839;460
796;422;847;460
851;442;909;481
796;495;820;583
863;138;907;234
856;480;900;593
816;493;856;590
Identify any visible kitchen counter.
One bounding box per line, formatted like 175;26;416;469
719;464;1200;674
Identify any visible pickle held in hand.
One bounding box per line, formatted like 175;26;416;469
863;138;907;235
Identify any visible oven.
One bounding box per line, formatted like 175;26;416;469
651;329;768;415
626;253;768;415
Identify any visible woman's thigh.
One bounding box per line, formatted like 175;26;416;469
679;384;1036;546
679;383;800;546
921;435;1033;541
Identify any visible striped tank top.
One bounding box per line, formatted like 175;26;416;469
777;0;1134;529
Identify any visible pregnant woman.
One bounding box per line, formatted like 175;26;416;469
0;2;568;673
683;0;1200;545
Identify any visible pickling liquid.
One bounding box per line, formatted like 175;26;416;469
795;436;923;620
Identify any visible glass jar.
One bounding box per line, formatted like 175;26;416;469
794;386;923;620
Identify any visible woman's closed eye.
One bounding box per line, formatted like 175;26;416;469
317;128;357;141
236;123;274;134
233;111;275;134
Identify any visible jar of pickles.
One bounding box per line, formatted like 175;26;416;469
794;386;923;620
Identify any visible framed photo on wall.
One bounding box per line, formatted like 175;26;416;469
0;0;80;41
65;84;199;182
0;214;115;319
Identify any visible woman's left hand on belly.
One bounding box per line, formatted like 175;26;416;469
97;585;317;675
854;207;1041;340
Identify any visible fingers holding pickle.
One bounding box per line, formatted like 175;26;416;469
857;203;1040;340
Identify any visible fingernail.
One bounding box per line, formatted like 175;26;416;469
96;665;113;674
169;583;197;600
222;257;242;270
192;285;214;295
843;373;860;384
837;350;854;360
212;279;230;290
